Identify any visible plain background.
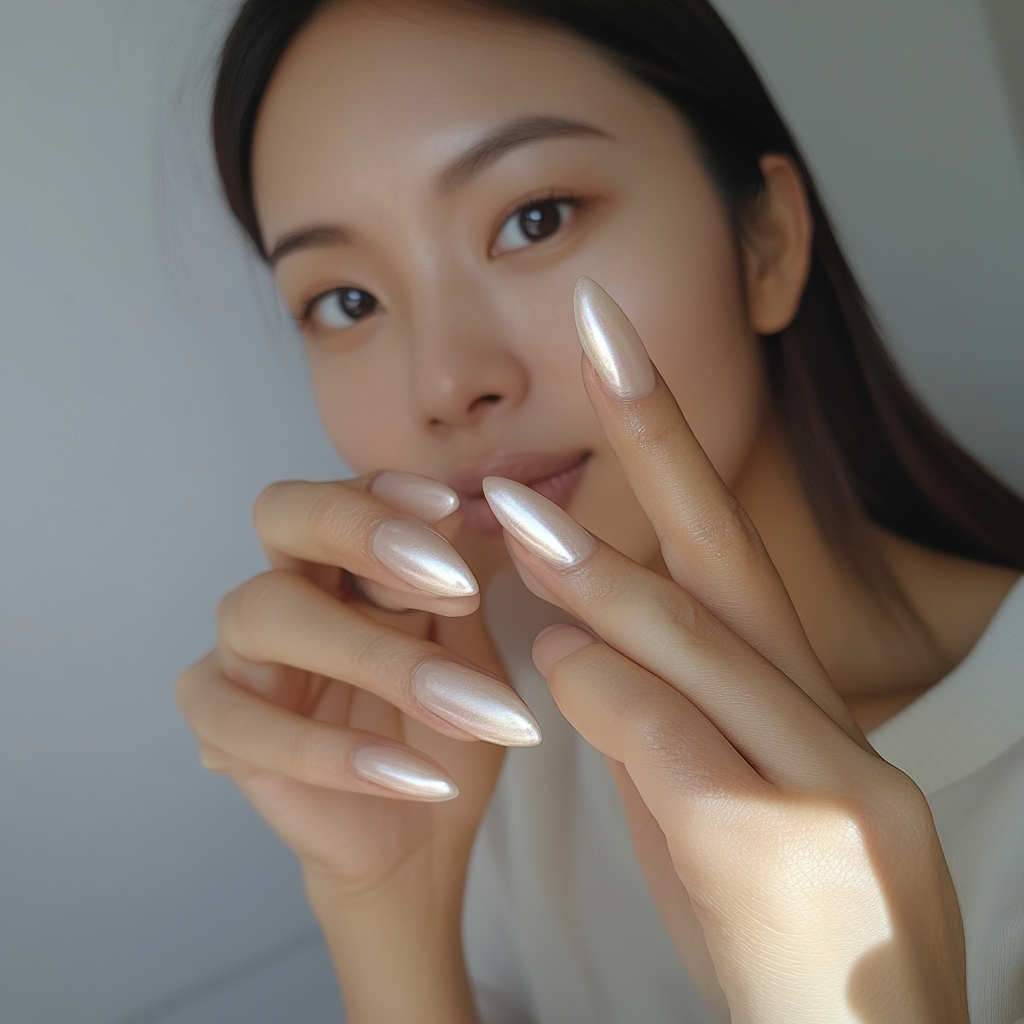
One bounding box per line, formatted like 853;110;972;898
1;1;1022;1022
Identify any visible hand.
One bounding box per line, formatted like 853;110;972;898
483;279;969;1024
176;472;540;1023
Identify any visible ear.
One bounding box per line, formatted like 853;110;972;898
741;154;813;336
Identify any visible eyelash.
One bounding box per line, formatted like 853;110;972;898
489;190;585;257
295;189;587;331
297;288;369;331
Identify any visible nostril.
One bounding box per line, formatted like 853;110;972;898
469;394;502;414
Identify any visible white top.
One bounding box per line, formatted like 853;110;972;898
463;571;1024;1024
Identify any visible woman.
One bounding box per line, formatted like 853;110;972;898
177;0;1024;1020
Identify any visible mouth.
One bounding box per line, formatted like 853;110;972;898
448;449;592;535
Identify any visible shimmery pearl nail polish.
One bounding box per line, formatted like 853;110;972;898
413;660;542;747
370;471;460;523
350;744;458;800
371;519;478;597
482;477;597;568
574;276;656;400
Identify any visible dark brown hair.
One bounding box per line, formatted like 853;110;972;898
212;0;1024;606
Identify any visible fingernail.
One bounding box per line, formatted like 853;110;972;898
371;519;478;597
350;744;459;800
532;623;597;678
370;471;459;523
413;660;542;747
231;658;279;696
574;277;655;400
482;477;597;568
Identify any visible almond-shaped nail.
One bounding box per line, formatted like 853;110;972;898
574;276;655;400
350;744;458;800
482;477;597;568
371;519;478;597
370;471;459;523
413;660;542;747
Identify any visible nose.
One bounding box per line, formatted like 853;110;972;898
407;276;530;431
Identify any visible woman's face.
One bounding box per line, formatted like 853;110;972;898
252;0;766;567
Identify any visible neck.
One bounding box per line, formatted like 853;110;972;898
731;420;1019;733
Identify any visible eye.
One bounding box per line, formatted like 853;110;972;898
494;198;576;254
306;288;379;330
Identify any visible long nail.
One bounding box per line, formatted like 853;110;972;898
350;744;459;800
371;519;478;597
370;471;459;523
413;660;542;747
574;277;655;400
482;477;597;569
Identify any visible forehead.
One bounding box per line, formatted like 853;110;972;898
251;0;681;239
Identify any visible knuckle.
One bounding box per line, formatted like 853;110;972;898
876;764;930;822
351;628;411;691
690;493;761;567
631;700;688;762
625;698;719;793
305;486;357;555
221;571;298;649
635;406;687;455
175;656;213;715
252;479;290;527
283;721;333;783
656;585;721;648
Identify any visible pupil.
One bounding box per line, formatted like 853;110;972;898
519;202;561;241
340;289;376;319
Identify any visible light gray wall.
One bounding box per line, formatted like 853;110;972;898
1;2;1021;1023
1;3;345;1022
716;0;1024;491
984;0;1024;154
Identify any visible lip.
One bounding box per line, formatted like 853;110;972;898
449;449;591;535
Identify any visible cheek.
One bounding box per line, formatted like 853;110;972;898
307;345;418;473
595;213;765;492
659;288;765;491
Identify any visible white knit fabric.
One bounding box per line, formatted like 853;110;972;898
463;571;1024;1023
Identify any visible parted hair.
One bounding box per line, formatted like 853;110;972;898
211;0;1024;611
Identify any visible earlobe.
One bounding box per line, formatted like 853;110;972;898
742;154;813;336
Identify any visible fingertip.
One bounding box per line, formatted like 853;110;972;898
503;532;561;605
532;623;598;679
369;471;460;523
572;276;655;401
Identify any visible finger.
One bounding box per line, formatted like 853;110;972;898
532;623;766;809
217;570;541;747
347;471;470;613
533;626;788;1016
218;645;352;721
177;662;458;801
343;571;480;619
366;470;460;523
573;277;820;686
485;478;865;778
533;627;937;1023
253;476;478;615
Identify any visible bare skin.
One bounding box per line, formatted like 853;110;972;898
177;2;1018;1020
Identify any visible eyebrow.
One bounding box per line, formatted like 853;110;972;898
267;115;611;264
268;225;350;265
434;114;611;195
